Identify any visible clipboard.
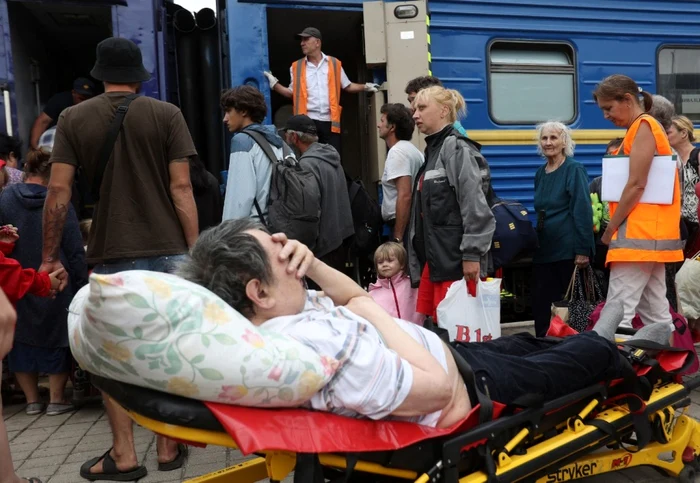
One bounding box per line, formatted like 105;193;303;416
601;155;677;205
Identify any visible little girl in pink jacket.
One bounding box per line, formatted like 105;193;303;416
368;242;424;325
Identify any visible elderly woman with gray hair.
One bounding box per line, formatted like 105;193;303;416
532;121;595;336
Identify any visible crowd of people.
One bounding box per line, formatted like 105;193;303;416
0;27;697;483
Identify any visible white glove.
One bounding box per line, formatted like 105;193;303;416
364;82;380;93
263;71;279;89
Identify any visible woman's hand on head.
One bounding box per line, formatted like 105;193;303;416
271;233;316;279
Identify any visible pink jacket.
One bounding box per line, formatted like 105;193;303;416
368;272;424;325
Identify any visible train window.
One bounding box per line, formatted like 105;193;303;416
488;42;576;124
658;47;700;122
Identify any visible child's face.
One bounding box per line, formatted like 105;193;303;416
377;256;402;279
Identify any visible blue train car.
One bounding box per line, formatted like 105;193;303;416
226;0;700;214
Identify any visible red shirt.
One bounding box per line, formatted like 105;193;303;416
0;241;51;306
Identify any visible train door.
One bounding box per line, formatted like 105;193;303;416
4;0;119;152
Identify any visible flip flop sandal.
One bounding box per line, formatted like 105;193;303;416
79;448;147;481
158;443;188;471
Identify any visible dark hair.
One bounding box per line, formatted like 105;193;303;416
189;155;211;195
380;103;415;141
0;133;21;162
606;138;624;151
177;219;272;318
405;75;443;95
23;148;51;181
593;74;653;112
220;86;267;124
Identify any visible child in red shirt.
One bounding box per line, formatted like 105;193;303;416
0;224;65;304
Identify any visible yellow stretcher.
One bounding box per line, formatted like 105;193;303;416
90;370;700;483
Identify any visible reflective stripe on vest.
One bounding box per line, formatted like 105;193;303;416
328;57;341;133
293;60;305;115
609;219;684;251
291;56;342;133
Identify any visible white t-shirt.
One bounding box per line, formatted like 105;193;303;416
288;53;351;122
381;141;424;221
263;291;448;427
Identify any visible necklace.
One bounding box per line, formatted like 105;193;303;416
545;157;566;174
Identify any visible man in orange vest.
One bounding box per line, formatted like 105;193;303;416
264;27;378;153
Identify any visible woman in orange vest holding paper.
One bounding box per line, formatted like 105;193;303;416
594;74;683;330
263;27;378;154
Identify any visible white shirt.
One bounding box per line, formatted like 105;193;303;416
289;53;351;122
264;291;449;427
381;141;425;220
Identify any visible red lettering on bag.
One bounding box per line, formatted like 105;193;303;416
456;326;471;342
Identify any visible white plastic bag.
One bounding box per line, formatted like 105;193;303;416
676;256;700;319
436;278;501;342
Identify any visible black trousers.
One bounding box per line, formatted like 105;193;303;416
313;119;341;154
453;332;623;405
532;260;575;337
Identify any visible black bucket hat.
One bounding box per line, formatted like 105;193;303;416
90;37;151;84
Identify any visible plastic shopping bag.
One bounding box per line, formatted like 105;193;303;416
436;278;501;342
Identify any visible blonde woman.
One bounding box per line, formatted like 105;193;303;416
532;122;594;335
667;115;699;252
406;86;495;320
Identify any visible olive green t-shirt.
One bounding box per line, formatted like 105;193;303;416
51;92;197;264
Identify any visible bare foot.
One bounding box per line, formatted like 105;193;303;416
88;448;139;474
155;437;179;465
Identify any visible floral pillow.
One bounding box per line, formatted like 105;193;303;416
68;270;337;406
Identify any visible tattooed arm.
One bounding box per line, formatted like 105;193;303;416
169;158;199;249
40;163;76;275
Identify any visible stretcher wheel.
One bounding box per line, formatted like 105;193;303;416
678;463;697;483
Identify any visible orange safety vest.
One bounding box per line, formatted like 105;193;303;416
607;114;684;264
291;56;342;133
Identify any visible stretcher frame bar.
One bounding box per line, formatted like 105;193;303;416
454;381;699;483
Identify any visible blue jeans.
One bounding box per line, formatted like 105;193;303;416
92;254;187;275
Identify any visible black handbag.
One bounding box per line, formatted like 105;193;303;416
568;267;605;333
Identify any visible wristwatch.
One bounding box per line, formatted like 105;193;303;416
392;237;402;243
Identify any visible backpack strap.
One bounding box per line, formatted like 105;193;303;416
242;129;282;226
92;93;138;202
689;147;700;174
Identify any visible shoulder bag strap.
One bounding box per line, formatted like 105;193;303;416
242;129;280;227
92;93;138;201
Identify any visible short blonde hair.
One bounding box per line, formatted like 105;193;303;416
536;121;576;158
672;115;696;143
373;242;407;273
413;86;466;124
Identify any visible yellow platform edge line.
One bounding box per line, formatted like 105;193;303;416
469;129;624;146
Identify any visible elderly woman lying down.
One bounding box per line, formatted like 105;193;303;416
178;219;671;428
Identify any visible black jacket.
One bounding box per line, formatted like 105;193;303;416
407;126;495;285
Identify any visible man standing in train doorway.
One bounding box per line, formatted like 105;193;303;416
264;27;378;154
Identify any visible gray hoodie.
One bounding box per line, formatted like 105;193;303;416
299;143;355;257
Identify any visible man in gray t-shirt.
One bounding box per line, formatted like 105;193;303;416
377;104;424;243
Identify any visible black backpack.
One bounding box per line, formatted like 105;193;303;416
345;173;382;254
245;129;322;250
689;147;699;174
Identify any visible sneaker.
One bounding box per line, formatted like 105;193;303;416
25;402;45;415
46;402;74;416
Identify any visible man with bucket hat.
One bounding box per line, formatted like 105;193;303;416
264;26;379;153
39;37;198;481
30;77;96;149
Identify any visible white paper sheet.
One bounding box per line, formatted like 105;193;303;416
601;155;676;205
